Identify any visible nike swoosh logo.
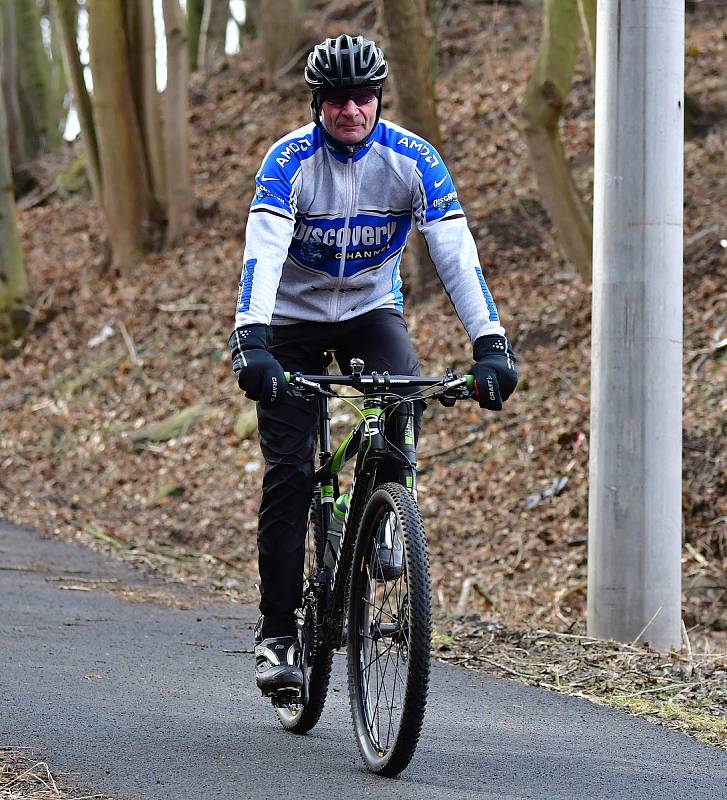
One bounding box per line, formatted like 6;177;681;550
260;176;279;182
434;176;447;189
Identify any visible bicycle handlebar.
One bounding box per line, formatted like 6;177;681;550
283;371;475;394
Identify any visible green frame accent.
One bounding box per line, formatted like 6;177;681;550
329;406;384;476
403;416;415;446
330;430;354;475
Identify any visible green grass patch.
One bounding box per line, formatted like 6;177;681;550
606;695;727;748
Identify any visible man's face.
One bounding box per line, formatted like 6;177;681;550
320;87;379;145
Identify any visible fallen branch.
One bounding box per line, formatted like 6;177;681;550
130;403;214;446
685;225;719;247
476;654;538;680
419;433;479;461
613;682;698;700
85;527;127;550
454;576;494;615
630;606;663;647
118;321;140;365
55;354;123;397
157;302;226;312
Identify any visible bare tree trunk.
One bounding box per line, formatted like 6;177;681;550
380;0;442;152
520;0;593;284
162;0;193;246
51;0;102;201
88;0;152;271
379;0;442;303
243;0;261;39
187;0;206;70
14;0;54;155
426;0;442;78
199;0;230;67
45;0;68;139
0;1;25;166
125;0;166;211
578;0;597;71
0;63;30;348
258;0;304;85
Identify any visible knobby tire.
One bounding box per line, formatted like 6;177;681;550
275;496;335;733
347;482;432;776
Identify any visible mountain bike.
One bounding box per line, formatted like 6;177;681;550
269;355;474;776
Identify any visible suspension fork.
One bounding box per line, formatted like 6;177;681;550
344;394;419;499
396;399;418;494
380;397;418;494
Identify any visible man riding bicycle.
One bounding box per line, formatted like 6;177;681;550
228;34;517;697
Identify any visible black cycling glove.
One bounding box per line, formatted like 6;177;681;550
471;334;518;411
228;324;287;409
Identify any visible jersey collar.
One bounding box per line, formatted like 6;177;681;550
319;121;380;163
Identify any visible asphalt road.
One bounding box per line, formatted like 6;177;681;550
2;521;726;800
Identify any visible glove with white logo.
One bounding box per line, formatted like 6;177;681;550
228;324;287;409
471;335;518;411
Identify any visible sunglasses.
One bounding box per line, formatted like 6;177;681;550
319;87;379;108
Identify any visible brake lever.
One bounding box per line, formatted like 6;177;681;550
285;372;323;399
435;374;475;407
287;385;307;399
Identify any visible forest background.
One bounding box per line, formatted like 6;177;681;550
0;0;724;747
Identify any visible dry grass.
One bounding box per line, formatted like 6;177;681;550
435;618;727;749
0;749;110;800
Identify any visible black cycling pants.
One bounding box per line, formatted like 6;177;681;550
255;308;422;638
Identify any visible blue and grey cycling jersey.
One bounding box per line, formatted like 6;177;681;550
234;118;506;343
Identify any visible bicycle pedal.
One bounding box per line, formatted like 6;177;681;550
267;687;302;707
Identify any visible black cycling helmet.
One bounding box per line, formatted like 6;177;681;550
305;34;388;90
305;34;388;154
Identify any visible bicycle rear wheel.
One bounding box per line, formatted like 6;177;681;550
347;482;431;776
275;494;335;733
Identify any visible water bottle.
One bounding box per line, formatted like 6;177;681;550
324;493;349;570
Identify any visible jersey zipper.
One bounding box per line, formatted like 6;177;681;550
333;155;355;320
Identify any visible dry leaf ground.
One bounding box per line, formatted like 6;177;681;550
1;2;725;750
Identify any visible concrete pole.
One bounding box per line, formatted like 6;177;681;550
588;0;684;651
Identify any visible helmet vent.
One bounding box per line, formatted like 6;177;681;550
304;33;388;90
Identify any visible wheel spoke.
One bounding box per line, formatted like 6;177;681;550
350;484;430;773
356;509;410;752
381;632;398;750
361;560;380;744
360;637;396;671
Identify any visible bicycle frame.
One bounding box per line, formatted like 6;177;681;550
289;361;473;649
274;362;474;758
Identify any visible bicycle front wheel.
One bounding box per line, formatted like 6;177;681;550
347;482;431;776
